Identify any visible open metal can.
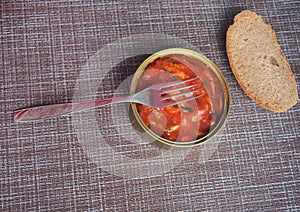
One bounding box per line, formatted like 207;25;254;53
130;48;230;147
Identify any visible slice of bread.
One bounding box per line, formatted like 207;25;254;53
226;10;298;112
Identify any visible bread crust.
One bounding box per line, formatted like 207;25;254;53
226;10;298;112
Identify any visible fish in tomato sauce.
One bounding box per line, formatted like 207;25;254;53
135;55;213;142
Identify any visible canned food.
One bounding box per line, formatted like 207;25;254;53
130;48;230;147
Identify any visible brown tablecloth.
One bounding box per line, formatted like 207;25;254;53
1;0;299;211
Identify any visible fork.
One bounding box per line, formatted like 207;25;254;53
14;76;204;122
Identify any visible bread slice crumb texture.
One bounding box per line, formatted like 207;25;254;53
226;10;298;112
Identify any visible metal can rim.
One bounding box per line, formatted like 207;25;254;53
130;48;230;147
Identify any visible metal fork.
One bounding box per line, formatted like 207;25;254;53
14;77;204;122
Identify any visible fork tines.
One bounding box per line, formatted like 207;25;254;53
160;77;205;104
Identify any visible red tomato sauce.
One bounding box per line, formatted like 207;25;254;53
136;55;212;142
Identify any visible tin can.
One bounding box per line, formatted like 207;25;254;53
130;48;230;147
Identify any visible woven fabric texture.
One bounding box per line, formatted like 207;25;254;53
1;0;299;211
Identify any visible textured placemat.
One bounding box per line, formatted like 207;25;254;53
1;0;299;211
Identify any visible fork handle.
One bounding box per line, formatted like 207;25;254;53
14;96;132;122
